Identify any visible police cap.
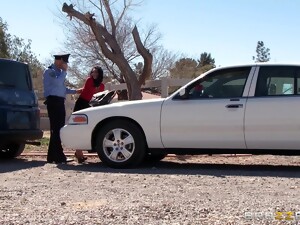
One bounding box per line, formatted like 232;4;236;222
53;53;70;63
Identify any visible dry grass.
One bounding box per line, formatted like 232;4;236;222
24;130;50;152
42;130;50;138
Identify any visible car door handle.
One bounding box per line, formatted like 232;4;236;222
226;104;243;108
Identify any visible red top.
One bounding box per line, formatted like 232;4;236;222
78;76;105;101
194;84;203;91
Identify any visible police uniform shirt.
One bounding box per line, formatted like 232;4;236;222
43;64;76;98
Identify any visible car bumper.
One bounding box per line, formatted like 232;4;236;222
60;125;93;150
0;129;43;144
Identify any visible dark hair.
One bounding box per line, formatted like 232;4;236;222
91;66;104;87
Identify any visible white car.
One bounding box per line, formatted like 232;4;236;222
61;63;300;168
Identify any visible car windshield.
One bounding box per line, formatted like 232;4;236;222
0;61;31;91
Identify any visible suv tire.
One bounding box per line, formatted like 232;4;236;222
0;143;25;159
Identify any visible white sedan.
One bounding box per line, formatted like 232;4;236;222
61;63;300;168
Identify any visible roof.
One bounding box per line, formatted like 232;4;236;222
217;62;300;69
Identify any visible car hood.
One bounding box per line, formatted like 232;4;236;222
73;98;165;122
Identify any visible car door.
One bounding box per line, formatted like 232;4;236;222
245;65;300;149
160;66;255;149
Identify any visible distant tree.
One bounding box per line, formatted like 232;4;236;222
9;37;44;92
0;18;10;58
198;52;215;67
0;17;44;92
253;41;271;62
170;58;198;79
170;52;216;80
197;52;215;75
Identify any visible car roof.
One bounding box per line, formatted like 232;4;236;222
216;62;300;69
207;63;300;74
0;58;27;65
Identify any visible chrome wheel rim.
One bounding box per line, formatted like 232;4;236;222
102;128;135;163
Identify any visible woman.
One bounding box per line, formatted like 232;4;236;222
73;66;105;163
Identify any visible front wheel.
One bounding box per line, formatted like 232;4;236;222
0;143;25;159
95;120;146;168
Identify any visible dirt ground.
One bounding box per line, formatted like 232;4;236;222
1;142;300;225
1;131;299;224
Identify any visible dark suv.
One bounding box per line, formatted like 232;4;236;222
0;58;43;158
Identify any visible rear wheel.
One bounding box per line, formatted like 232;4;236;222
95;120;146;168
0;143;25;159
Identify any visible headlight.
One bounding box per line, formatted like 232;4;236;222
68;114;88;125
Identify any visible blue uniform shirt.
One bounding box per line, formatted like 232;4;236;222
43;64;76;98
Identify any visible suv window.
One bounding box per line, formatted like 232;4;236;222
0;61;31;91
255;66;300;96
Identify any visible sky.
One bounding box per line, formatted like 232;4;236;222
1;0;300;67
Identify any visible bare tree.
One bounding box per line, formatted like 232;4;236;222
134;47;178;79
62;0;155;100
151;46;178;79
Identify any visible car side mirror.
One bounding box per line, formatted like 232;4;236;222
179;89;186;96
178;88;189;99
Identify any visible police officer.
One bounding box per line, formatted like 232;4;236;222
43;53;78;163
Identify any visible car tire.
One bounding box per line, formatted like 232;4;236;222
0;143;25;159
95;119;146;168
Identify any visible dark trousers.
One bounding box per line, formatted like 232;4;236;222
73;97;90;112
46;95;66;162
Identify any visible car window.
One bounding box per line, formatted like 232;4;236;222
0;61;31;91
186;67;251;99
255;66;300;97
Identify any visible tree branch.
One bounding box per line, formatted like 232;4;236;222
132;25;153;85
62;3;120;61
115;0;129;30
62;3;90;25
103;0;117;36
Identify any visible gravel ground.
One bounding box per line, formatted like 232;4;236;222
0;154;300;225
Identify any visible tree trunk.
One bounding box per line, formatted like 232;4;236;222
114;54;142;100
117;89;128;100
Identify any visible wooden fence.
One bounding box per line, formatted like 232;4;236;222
105;77;192;98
